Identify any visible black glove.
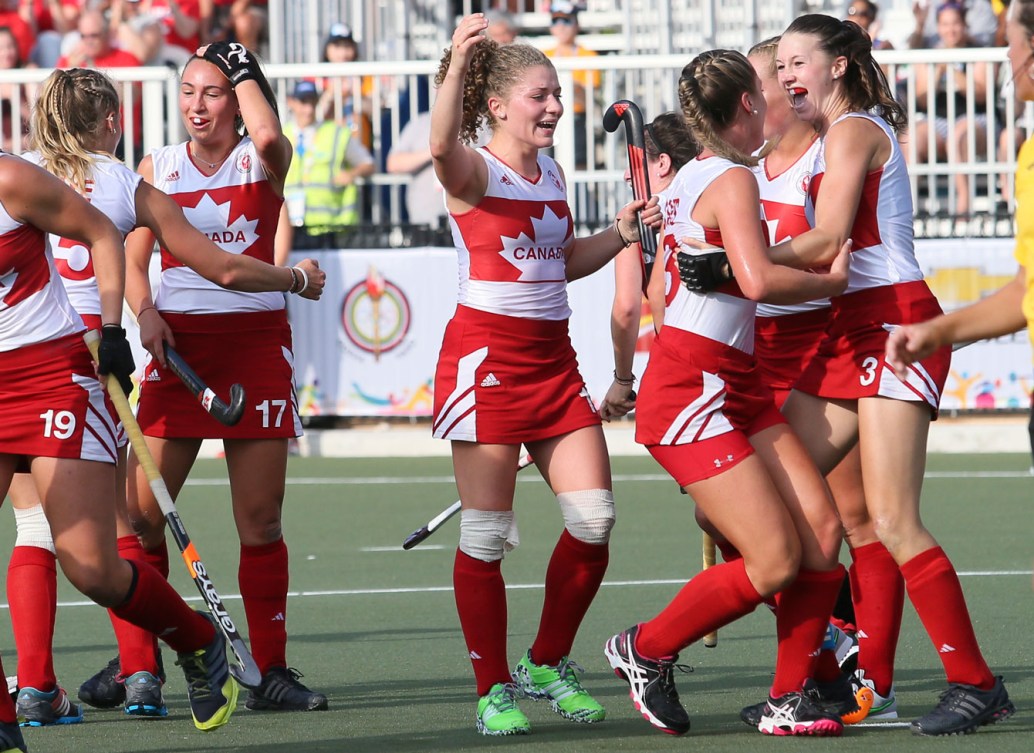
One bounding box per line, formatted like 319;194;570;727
677;250;734;293
202;42;257;86
98;325;135;397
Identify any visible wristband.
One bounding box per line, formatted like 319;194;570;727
289;266;309;295
137;305;157;318
288;266;301;293
613;370;636;385
614;217;633;248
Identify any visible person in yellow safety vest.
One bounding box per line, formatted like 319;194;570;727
283;79;375;235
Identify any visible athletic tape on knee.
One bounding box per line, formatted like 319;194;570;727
557;489;615;544
458;509;519;562
13;504;56;553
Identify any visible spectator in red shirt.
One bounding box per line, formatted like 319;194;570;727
57;10;142;69
0;0;36;62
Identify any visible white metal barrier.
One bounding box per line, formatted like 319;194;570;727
1;47;1028;236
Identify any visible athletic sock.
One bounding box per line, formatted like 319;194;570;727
849;541;904;695
0;656;16;724
530;530;608;666
239;539;290;674
7;546;58;691
771;565;846;698
813;648;843;683
141;539;170;579
831;569;857;631
636;559;762;659
111;561;215;654
900;546;995;689
715;539;741;564
454;550;510;697
109;536;162;677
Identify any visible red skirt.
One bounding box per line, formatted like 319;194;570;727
794;281;950;414
136;310;301;439
755;307;831;409
432;305;600;443
0;333;118;464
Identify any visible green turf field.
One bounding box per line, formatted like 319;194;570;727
1;452;1031;752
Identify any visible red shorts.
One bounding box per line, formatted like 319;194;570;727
137;310;301;439
635;328;785;486
755;308;830;410
794;281;950;414
432;305;600;443
0;333;118;464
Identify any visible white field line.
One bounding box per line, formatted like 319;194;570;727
181;469;1033;487
5;571;1030;611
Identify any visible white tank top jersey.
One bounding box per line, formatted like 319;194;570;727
808;112;923;293
448;148;573;321
0;155;82;352
755;137;830;318
21;151;141;318
661;155;759;354
150;138;284;314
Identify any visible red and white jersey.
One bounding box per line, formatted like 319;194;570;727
660;155;758;354
0;155;82;352
150;138;284;314
755;137;830;318
448;148;573;320
21;151;140;318
808;112;922;293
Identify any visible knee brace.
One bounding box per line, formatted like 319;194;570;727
13;504;56;553
458;509;520;562
557;489;615;545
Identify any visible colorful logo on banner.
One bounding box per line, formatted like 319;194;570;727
340;266;412;360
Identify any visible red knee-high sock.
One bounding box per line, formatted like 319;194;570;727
0;655;17;724
636;559;762;659
7;546;57;691
849;541;904;694
141;539;170;579
239;539;289;674
109;536;161;677
900;546;995;689
530;531;609;666
111;561;215;654
716;539;741;563
771;566;845;698
454;550;510;697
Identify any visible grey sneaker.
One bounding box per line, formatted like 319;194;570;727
911;676;1014;736
16;686;83;727
123;671;168;717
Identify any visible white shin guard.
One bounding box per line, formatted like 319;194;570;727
557;489;615;545
458;508;520;562
13;504;56;553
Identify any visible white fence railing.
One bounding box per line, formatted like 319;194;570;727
1;47;1028;239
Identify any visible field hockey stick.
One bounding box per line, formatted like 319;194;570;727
164;344;246;426
84;331;263;689
603;99;657;281
702;533;718;647
402;452;535;550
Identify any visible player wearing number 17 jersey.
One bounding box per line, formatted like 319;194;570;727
119;46;329;713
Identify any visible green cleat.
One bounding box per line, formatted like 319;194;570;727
476;683;530;736
512;651;606;723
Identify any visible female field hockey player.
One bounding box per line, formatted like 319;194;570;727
599;111;697;422
603;47;851;738
430;13;652;736
7;67;323;724
769;14;1013;735
93;42;328;713
0;152;239;745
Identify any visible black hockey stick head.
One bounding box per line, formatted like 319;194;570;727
218;383;246;426
402;526;432;550
604;99;656;276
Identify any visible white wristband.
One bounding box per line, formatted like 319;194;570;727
291;265;309;295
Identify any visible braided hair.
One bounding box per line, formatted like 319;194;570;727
30;68;120;193
678;49;761;167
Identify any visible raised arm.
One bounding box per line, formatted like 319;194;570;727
429;14;491;210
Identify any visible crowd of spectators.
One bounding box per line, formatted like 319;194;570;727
0;0;1023;228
